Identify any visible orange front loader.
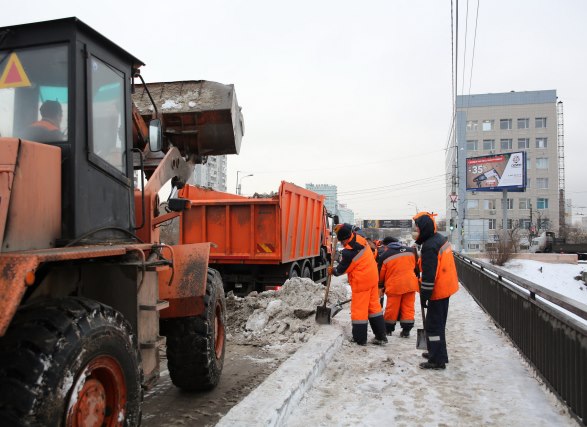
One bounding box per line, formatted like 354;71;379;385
0;18;243;425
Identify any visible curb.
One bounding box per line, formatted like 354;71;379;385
216;323;345;426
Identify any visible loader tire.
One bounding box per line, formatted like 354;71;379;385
160;268;226;391
0;297;142;426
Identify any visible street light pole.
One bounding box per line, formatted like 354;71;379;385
236;171;253;195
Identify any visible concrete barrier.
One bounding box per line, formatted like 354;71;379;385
216;324;345;427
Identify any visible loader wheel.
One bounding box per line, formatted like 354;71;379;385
0;297;142;426
160;268;226;391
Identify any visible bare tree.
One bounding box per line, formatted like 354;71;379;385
486;225;519;266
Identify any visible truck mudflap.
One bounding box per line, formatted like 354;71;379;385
158;243;211;319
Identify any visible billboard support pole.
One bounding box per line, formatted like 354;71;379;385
502;189;508;249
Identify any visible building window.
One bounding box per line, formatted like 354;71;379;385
468;243;480;250
526;177;531;188
537;198;549;209
484;199;496;210
467;199;479;210
519;198;530;209
500;119;512;130
526;155;531;169
535;117;547;128
467;120;478;132
483;139;495;150
535;157;548;169
507;219;514;229
500;139;513;150
466;140;478;151
537;177;549;189
482;120;494;131
518;138;530;149
488;219;497;230
517;118;529;129
501;198;514;210
519;219;531;229
536;137;548;148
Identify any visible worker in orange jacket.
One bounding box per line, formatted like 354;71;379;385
22;100;64;142
328;223;387;346
412;212;459;370
378;237;420;338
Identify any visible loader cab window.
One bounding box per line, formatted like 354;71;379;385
89;56;126;175
0;45;68;141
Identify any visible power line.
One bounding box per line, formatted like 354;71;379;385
337;173;447;196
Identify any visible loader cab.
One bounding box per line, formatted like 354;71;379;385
0;17;143;244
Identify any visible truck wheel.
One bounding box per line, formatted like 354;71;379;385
302;264;312;279
288;262;300;279
161;268;226;391
0;297;142;426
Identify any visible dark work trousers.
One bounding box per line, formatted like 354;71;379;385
425;297;450;364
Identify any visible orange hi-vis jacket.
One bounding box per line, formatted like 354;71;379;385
334;233;379;292
431;240;459;299
378;245;419;295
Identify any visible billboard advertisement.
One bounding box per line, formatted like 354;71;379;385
466;151;526;192
363;220;412;229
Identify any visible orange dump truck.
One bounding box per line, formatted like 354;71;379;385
178;181;333;294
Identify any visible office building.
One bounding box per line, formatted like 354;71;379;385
448;90;563;252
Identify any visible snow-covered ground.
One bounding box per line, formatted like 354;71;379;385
496;258;587;304
283;277;580;426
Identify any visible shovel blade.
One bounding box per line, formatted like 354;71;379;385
315;305;332;324
416;328;427;350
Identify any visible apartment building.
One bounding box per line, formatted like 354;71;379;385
192;155;228;191
448;90;561;252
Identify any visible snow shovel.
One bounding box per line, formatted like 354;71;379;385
316;235;338;324
331;298;351;319
416;303;428;350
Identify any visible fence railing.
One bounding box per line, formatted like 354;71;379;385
454;254;587;425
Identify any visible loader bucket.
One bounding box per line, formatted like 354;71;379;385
133;80;244;159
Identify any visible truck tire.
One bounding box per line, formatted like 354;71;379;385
302;263;312;279
0;297;142;426
160;268;226;391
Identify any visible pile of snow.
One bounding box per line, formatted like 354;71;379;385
225;277;350;347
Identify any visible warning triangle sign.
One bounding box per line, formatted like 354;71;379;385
0;53;32;89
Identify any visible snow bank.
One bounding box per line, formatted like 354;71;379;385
225;277;350;347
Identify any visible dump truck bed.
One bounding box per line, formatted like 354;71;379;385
180;182;326;264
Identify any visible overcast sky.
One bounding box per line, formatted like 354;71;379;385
2;1;586;222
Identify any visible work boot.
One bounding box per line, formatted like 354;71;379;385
370;337;388;346
385;323;395;336
399;329;410;338
369;314;387;342
422;352;448;363
419;361;446;370
352;323;368;346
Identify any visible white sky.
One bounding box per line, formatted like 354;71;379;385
3;1;587;221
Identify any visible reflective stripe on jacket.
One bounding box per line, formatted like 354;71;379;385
334;233;379;292
420;234;459;300
379;246;419;295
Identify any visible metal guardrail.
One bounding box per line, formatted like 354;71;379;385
454;254;587;426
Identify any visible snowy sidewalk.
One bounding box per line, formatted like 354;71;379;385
283;286;579;426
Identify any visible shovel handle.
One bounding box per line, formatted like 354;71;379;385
322;234;338;307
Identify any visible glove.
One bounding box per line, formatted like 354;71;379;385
327;266;334;276
420;288;432;308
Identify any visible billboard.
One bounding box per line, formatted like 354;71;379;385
363;219;412;229
466;151;526;192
